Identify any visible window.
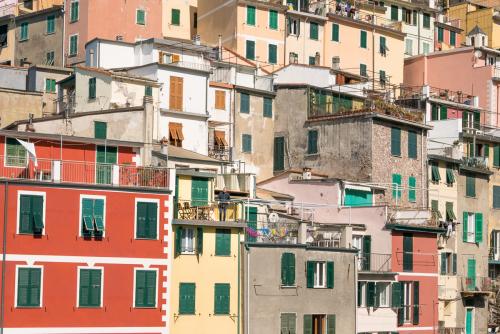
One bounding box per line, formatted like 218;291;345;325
6;138;27;167
310;22;318;40
408;176;416;202
492;231;500;260
69;34;78;56
268;44;277;64
20;22;28;41
46;15;55;34
246;40;255;60
81;197;105;237
408;130;417;159
450;31;456;46
281;252;296;286
463;212;482;243
274;137;285;172
403;233;413;272
358;281;366;306
391;127;401;156
169;122;184;147
16;266;42;307
240;93;250;113
45;78;56;93
379;36;387;55
360;64;367;77
392;174;402;200
307;130;318;154
288;18;299;36
437;27;444;42
402;282;412;323
215;90;226;110
269;10;278;30
263;97;273;117
280;313;296;334
466;175;475;197
242;134;252;153
332;23;339;42
390;5;398;21
88;77;96;99
246;5;256;26
135;269;157;307
344;189;372;207
377;282;389;307
379;70;386;86
423;42;430;54
308;56;316;65
46;51;54;65
180;227;195;254
136;201;158;239
18;193;44;234
423;13;430;28
214;283;230;314
145;86;153;97
446;202;456;221
431;162;440;182
304;315;335;334
494;186;500;209
171;9;180;25
440;252;457;275
70;1;79;22
405;38;413;55
0;24;8;48
193;12;197;28
446;164;455;185
78;268;102;307
494;145;500;167
215;229;231;256
169;76;183;111
360;30;367;48
306;261;334;288
402;8;411;24
179;283;195;314
431;199;442;219
94;121;106;139
136;9;146;25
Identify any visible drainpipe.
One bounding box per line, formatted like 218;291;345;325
246;244;250;334
0;180;9;334
422;129;425;207
62;1;66;67
237;229;241;334
417;10;421;55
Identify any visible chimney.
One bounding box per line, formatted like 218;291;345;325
314;52;320;66
339;225;352;248
302;167;312;180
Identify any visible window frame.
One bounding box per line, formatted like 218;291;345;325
70;0;79;22
17;190;46;235
134;198;159;240
78;194;106;238
5;137;28;167
133;267;158;308
280;312;297;334
15;265;43;308
19;22;29;41
402;281;413;323
466;212;476;243
136;9;146;25
313;261;326;288
377;282;390;307
46;50;55;65
46;15;55;34
76;266;104;308
69;34;78;56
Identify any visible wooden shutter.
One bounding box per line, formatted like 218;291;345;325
303;315;313;334
431;104;439;120
245;40;255;60
379;36;386;54
17;268;30;306
467;259;476;289
466;175;475;197
145;271;156;307
494;186;500;209
391;5;398;20
215;229;231;256
214;283;230;314
357;282;362;306
171;9;180;25
264;97;273;117
446;165;455;184
93;199;104;234
326;261;334;288
391;127;401;156
494;145;500;167
408;131;417;158
19;195;32;233
360;64;367;77
215;90;226;109
327;315;336;334
81;198;94;234
197;227;203;254
245;206;258;242
274;137;285;172
403;233;413;272
332;24;339;42
31;196;44;231
268;44;277;64
281;253;289;285
180;283;195;314
392;174;402;199
136;202;148;238
94;121;107;139
269;10;278;29
242;134;252;152
89;269;101;306
306;261;314;288
366;281;375;307
191;177;209;207
247;6;255;25
240;93;250;113
408;177;416;202
440;253;447;275
175;226;182;256
89;78;96;99
79;269;90;306
135;270;146;307
310;22;318;40
412;282;419;325
307;130;318;154
360;30;367;48
169;76;183;111
391;282;401;308
440;105;448;120
475;213;483;243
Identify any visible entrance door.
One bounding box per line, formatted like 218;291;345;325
465;308;473;334
96;146;117;185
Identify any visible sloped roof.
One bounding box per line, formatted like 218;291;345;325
468;25;486;36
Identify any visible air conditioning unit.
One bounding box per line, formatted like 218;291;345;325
331;56;340;70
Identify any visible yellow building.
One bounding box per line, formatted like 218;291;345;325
169;171;247;334
198;0;287;73
446;2;500;49
162;0;198;41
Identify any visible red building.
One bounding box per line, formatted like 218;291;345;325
0;130;171;334
389;223;443;334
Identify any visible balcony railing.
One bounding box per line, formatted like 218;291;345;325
175;199;243;222
165;61;212;73
208;145;230;161
462;156;488;170
438;328;465;334
460;276;492;293
215;173;254;193
0;156;170;189
358;253;392;272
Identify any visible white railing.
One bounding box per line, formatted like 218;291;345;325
215;173;254;193
167;61;212;73
0;156;170;189
494;67;500;79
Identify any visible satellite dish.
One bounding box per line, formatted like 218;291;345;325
268;212;279;223
474;50;483;58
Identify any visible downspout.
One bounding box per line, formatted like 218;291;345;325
303;17;309;65
62;2;66;67
421;129;425;208
237;229;241;334
417;10;421;55
0;181;9;334
246;243;250;334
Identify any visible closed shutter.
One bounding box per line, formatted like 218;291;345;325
47;15;55;33
281;313;296;334
431;104;439;120
179;283;195;314
391;282;401;308
136;9;145;25
169;76;183;111
135;270;146;307
438;27;444;42
246;40;255;60
281;252;295;286
360;64;367;77
145;86;153;96
269;10;278;29
326;261;334;288
242;134;252;152
408;177;416;202
197;227;203;254
452;254;457;275
147;202;157;239
391;127;401;156
175;226;182;256
450;31;456;45
94;121;107;139
467;259;476;289
494;186;500;208
17;268;41;307
475;213;483;243
310;22;318;40
306;261;314;288
303;315;313;334
247;6;255;25
391;5;398;20
332;23;339;41
191;177;209;207
413;282;419;325
307;130;318;154
440;105;447;120
215;229;231;256
362;235;371;270
245;206;258;242
89;269;101;307
19;195;32;234
79;269;94;307
71;1;79;21
240;93;250;113
423;13;430;28
408;131;417;158
145;271;156;307
88;78;96;99
273;137;285;172
366;281;375;307
392;174;402;199
215;90;226;109
327;314;336;334
360;30;367;48
171;9;180;25
268;44;277;64
263;97;273;117
466;175;475;197
440;253;447;275
70;35;78;55
214;283;230;314
403;233;413;272
357;282;362;306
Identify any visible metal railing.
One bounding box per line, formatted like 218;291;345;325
460;276;492;292
438;328;465;334
0;156;170;189
54;93;76;115
462;156;488;170
175;199;242;222
358;253;392;272
208;145;231;161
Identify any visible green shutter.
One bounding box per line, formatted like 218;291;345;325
240;93;250;113
423;13;430;28
360;30;367;48
475;213;483;243
46;15;55;33
274;137;285;172
79;269;101;307
175;226;182;256
179;283;195;314
392;174;402;199
6;137;27;166
307;130;318;154
408;131;417;159
70;1;79;21
281;253;295;286
146;202;157;239
327;314;336;334
245;206;258;242
20;22;29;40
242;134;252;153
215;229;231;256
31;196;44;231
70;35;78;55
326;261;334;289
391;5;398;20
431;163;441;182
269;10;278;29
359;64;367;77
494;145;500;167
136;9;145;25
310;22;318;40
440;253;447;275
268;44;277;64
263;97;273;117
136;270;156;307
136;202;148;238
93;199;104;235
357;282;362;306
145;86;153;96
214;283;230;314
306;261;314;288
467;259;476;290
431;104;439;120
408;177;416;202
366;281;375;307
246;40;255;60
446;165;455;184
463;211;469;242
281;313;297;334
450;31;456;45
94;121;107;139
403;233;413;272
81;198;94;235
391;282;401;308
303;315;313;334
466;175;475;197
197;227;203;254
413;282;419;325
89;78;96;99
19;195;32;233
494;186;500;208
438;27;444;42
391;127;401;156
247;6;255;25
379;36;386;54
17;268;41;307
440;105;448;120
452;253;457;275
171;9;180;25
191;177;209;206
446;202;456;221
332;23;339;41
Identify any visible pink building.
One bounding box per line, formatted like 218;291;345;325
404;46;500;127
434;20;462;52
64;0;163;66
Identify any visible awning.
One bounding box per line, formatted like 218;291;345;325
214;130;227;146
169;122;184;141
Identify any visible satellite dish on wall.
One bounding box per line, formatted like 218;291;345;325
268;212;279;223
474;50;483;58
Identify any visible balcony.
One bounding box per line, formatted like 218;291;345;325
208;145;230;161
175;199;243;222
438;328;465;334
164;61;212;73
358;253;392;272
460;276;492;294
0;156;170;189
215;173;255;194
462;156;488;170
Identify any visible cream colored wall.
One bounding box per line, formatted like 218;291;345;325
466;8;494;47
285;16;324;66
0;27;15;65
162;0;197;40
0;89;44;127
169;226;242;334
176;175;215;203
197;0;237;49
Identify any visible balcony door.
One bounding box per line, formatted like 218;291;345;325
96;146;117;185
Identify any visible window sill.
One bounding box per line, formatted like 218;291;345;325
77;306;102;309
68;54;78;58
69;20;79;24
135;237;158;241
305;152;319;157
134;306;157;309
17;232;44;236
391;154;402;158
281;285;297;289
16;305;42;308
19;39;29;43
46;32;55;36
180;252;197;255
213;313;230;316
214;254;232;257
178;312;196;315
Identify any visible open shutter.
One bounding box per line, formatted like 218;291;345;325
303;315;312;334
391;282;401;308
452;253;457;275
31;196;44;232
327;314;336;334
326;261;334;288
440;253;447;275
475;213;483;243
357;282;362;307
175;227;182;256
463;212;469;242
306;261;314;288
197;227;203;255
93;199;104;234
19;195;32;233
82;198;95;234
413;282;419;325
366;282;375;307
